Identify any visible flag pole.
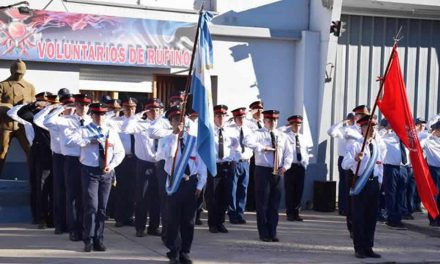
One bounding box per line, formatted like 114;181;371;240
169;5;204;186
352;27;402;187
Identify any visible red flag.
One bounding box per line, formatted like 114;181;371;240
377;45;439;219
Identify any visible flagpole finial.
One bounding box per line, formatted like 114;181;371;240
393;26;404;44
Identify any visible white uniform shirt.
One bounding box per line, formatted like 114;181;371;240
44;106;92;157
65;122;125;170
327;121;349;156
109;115;140;156
156;131;207;190
7;104;34;146
34;105;62;154
285;130;310;168
214;125;239;162
247;117;264;131
121;117;158;162
421;134;440;167
228;122;253;161
381;131;410;166
244;127;293;171
342;138;386;182
149;116;195;139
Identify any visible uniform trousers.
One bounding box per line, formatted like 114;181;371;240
337;156;348;215
345;170;354;233
135;159;160;232
114;156;137;223
64;155;83;237
351;177;379;251
29;142;53;225
81;165;112;244
246;156;256;211
157;160;169;241
227;160;249;221
284;163;305;217
405;167;416;215
206;162;233;228
255;166;281;239
428;165;440;224
383;164;407;223
52;153;66;232
166;176;198;255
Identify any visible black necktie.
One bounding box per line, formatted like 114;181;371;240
239;127;245;153
295;134;302;162
179;136;191;175
399;140;407;164
79;118;84;126
154;138;159;152
97;126;105;169
257;121;262;129
130;134;135;155
218;128;224;159
270;131;276;149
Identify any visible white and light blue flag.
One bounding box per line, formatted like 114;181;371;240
191;11;217;176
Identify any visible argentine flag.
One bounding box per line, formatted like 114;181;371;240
191;11;217;176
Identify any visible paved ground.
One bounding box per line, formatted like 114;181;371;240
0;210;439;264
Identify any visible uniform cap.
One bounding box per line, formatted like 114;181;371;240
415;117;426;125
73;94;91;104
352;105;370;115
89;103;108;114
57;88;70;97
262;110;280;120
345;112;355;120
166;105;182;120
249;100;264;110
231;107;246;117
60;94;75;105
121;97;137;107
287;115;303;124
357;115;377;126
35;91;52;101
46;94;58;104
144;98;161;109
431;120;440;130
214;104;228;114
169;91;186;102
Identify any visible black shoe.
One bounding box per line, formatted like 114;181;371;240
271;237;279;242
125;218;135;226
84;241;93;252
229;219;240;224
147;228;162;236
167;251;179;263
209;226;218;233
364;248;381;258
38;222;46;229
287;215;295;222
294;215;303;222
195;218;203;225
93;242;106;251
403;214;414;220
217;224;228;233
260;237;271;242
354;249;366;259
114;221;124;227
136;230;145;237
54;228;63;235
69;232;81;242
237;218;247;224
179;252;193;264
386;221;407;230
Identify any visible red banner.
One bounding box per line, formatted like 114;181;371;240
377;45;439;219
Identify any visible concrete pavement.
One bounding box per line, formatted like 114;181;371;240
0;210;439;263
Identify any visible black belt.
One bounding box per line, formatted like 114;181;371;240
217;161;232;166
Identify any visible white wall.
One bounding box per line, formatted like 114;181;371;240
212;36;296;122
